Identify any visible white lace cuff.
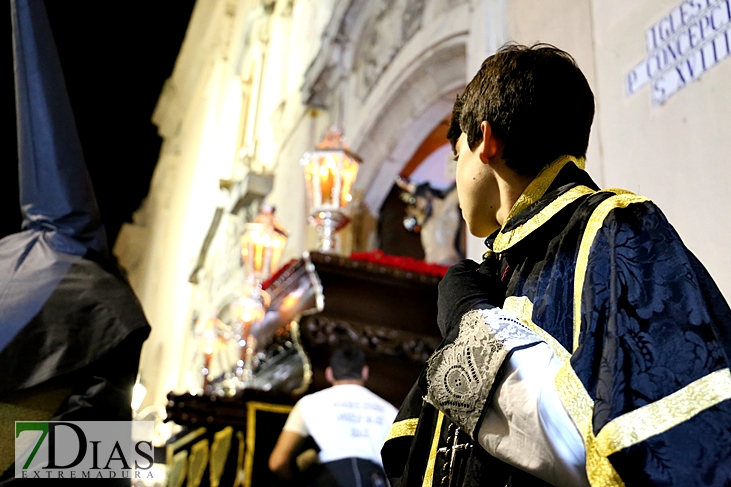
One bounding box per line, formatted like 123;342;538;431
425;307;543;437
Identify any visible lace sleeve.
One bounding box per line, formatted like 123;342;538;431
425;308;542;437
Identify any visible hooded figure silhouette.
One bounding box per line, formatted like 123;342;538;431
0;0;150;480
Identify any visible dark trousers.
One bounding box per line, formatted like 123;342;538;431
308;458;388;487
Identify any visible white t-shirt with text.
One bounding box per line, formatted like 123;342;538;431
282;384;398;466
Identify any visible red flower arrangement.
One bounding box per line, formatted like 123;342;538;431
349;249;449;278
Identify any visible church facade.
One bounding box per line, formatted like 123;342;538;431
113;0;731;410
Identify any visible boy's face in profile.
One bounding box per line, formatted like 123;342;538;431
454;130;500;238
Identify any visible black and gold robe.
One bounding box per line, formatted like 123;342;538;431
382;155;731;486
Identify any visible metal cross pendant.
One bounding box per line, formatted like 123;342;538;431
437;423;473;487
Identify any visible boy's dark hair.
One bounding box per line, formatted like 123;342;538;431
329;346;366;380
448;43;594;177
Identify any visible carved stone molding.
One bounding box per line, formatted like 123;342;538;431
356;0;425;99
301;0;428;108
301;0;360;109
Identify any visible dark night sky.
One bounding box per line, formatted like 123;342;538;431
2;0;196;246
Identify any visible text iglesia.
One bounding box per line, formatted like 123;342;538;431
626;0;731;104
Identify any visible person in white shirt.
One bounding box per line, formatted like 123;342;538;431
270;346;398;486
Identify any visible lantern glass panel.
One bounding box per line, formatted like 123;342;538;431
302;149;359;214
240;218;288;282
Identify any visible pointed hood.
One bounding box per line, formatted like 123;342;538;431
12;0;107;255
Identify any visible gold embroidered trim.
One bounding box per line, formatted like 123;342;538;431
563;191;651;485
554;362;625;487
572;193;650;352
245;401;293;487
504;294;624;485
503;155;585;226
595;368;731;456
422;411;444;487
503;296;571;363
385;418;419;443
494;185;596;253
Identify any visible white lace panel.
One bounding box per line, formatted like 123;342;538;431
425;308;543;437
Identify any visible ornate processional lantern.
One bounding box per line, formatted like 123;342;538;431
239;204;289;282
301;127;361;253
229;205;288;389
192;314;230;393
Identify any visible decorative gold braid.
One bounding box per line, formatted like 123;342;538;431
566;190;652;485
503;296;571;363
422;411;444;487
244;401;293;487
503;155;584;225
554;363;625;486
573;193;649;352
494;185;596;253
504;294;624;485
595;368;731;456
384;418;419;443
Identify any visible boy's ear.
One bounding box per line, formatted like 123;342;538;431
479;120;500;162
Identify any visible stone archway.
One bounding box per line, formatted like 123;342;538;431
300;0;475;250
337;1;470;215
350;36;466;215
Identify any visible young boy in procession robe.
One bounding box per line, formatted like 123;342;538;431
381;44;731;487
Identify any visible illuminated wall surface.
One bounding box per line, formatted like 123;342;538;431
113;0;731;409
